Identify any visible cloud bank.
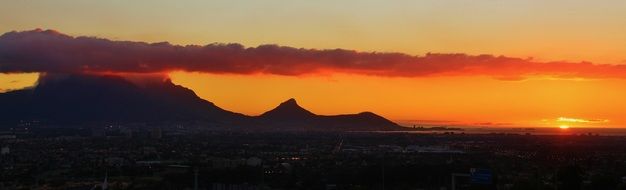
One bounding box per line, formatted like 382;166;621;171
1;29;626;80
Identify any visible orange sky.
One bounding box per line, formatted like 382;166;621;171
7;71;625;128
1;1;626;128
166;72;626;128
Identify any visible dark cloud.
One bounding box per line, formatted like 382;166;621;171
1;29;626;80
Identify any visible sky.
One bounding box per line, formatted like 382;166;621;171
1;0;626;128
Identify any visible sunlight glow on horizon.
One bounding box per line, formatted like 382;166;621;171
557;117;610;124
1;72;625;128
168;72;626;128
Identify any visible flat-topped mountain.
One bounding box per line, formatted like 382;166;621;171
0;74;403;131
0;74;247;125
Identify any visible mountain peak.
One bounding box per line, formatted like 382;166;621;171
260;98;315;119
275;98;306;111
280;98;298;106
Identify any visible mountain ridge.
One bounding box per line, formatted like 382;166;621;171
0;74;403;131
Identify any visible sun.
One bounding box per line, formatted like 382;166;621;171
559;125;570;129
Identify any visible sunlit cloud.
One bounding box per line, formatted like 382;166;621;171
557;117;610;124
2;29;626;80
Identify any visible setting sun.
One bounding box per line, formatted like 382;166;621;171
559;125;571;129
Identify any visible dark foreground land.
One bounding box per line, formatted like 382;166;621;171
1;127;626;190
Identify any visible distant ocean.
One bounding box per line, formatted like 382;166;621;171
386;127;626;136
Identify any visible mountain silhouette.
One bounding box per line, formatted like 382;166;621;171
0;74;403;130
260;99;315;121
0;74;247;125
258;99;400;130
